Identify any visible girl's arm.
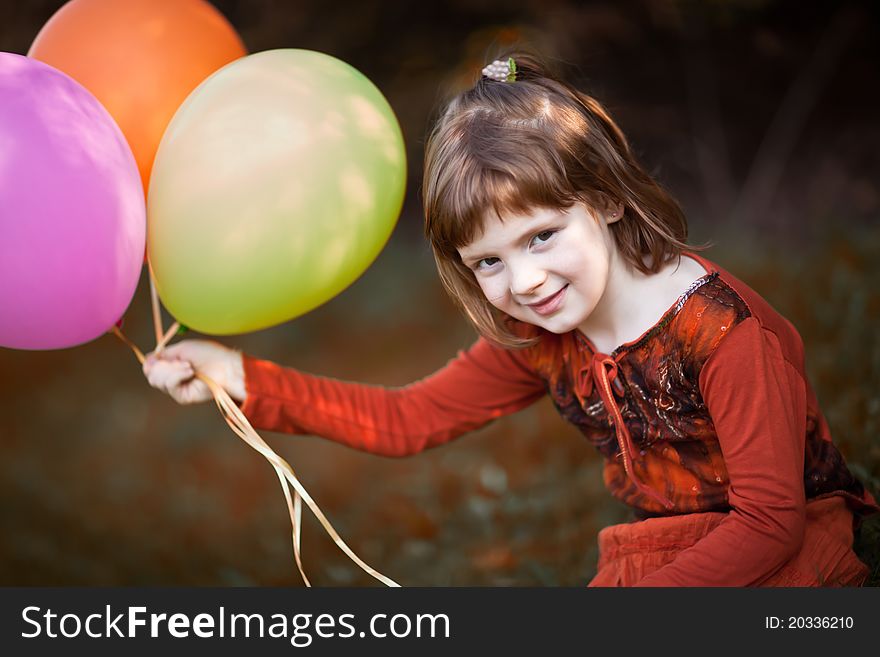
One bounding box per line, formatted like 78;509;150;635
239;337;547;456
635;317;807;586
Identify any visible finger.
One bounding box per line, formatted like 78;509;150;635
144;350;183;372
146;360;174;388
142;352;158;376
147;360;193;392
163;341;202;361
161;363;196;392
171;380;211;405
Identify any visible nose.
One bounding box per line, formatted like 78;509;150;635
508;258;547;299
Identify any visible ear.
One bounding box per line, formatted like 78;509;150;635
605;201;624;225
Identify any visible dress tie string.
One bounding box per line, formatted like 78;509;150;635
577;351;675;511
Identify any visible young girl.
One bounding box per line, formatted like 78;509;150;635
143;52;877;586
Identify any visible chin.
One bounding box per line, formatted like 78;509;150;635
533;315;580;335
544;323;577;335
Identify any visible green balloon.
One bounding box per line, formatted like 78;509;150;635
148;49;406;334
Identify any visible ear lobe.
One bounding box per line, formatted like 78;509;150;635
606;202;624;224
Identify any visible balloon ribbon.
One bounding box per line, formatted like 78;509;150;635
109;290;400;588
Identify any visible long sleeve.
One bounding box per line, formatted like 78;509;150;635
635;317;807;586
238;337;547;457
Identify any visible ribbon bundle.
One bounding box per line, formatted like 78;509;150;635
111;270;400;587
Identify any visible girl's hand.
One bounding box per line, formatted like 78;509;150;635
142;339;246;405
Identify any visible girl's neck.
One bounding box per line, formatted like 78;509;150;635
577;251;706;354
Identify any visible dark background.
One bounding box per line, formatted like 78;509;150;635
1;0;878;586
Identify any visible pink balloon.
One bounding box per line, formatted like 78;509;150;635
0;52;145;350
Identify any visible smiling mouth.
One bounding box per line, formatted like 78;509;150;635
527;285;568;316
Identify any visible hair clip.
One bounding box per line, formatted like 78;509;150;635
482;57;517;82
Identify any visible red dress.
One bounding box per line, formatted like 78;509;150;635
239;253;877;586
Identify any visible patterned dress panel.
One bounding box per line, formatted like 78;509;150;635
605;279;749;513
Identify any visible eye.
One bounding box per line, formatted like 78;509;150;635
530;230;556;247
474;257;501;271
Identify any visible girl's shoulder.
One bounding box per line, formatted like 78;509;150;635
681;252;806;367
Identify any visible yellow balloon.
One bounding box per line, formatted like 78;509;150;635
148;49;406;334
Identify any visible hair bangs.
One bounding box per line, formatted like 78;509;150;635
426;122;578;259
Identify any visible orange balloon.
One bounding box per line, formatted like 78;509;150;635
29;0;246;193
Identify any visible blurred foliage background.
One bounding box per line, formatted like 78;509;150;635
1;0;878;586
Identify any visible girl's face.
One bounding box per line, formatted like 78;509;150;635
458;203;620;334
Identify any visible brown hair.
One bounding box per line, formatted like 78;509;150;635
423;52;694;348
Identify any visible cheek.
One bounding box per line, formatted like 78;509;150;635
477;276;509;305
546;250;584;277
549;241;607;287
